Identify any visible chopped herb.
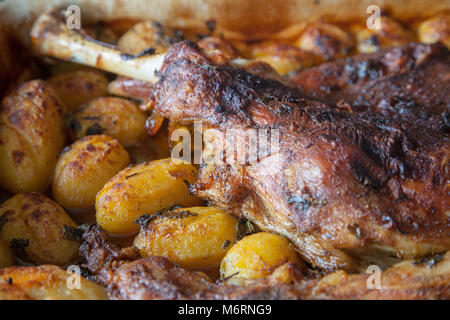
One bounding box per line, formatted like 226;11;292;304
134;206;196;229
182;179;191;188
222;240;231;249
236;220;258;240
125;173;139;179
218;271;240;283
134;214;156;229
163;210;198;219
62;225;84;242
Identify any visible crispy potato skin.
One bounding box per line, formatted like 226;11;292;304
72;97;147;147
417;14;450;49
47;69;109;112
353;16;415;53
52;135;130;210
0;80;65;193
0;238;14;268
0;193;79;265
96;158;204;235
295;22;354;59
0;265;106;300
134;206;239;269
220;232;303;280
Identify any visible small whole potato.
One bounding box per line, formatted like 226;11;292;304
197;37;239;59
134;206;239;269
0;265;107;300
251;42;317;75
220;232;303;280
96;158;203;235
0;193;80;265
47;69;109;112
417;14;450;49
52;135;130;210
0;238;14;268
296;22;354;60
118;21;171;54
0;80;65;193
71;97;147;147
353;16;414;53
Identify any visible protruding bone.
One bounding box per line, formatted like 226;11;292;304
31;9;164;83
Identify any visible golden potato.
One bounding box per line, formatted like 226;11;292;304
0;265;106;300
417;14;450;49
71;97;147;147
118;21;197;54
251;42;317;75
0;238;14;268
197;37;239;59
134;206;239;269
47;69;109;112
0;193;80;265
353;16;415;53
0;80;65;193
52;135;130;210
96;158;203;235
220;232;303;280
295;22;354;60
118;21;170;54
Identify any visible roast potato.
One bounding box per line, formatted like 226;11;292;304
354;15;415;53
0;193;80;265
417;14;450;48
96;158;203;235
0;265;106;300
118;21;171;54
251;42;317;75
71;97;147;147
134;206;239;269
220;232;303;280
197;36;239;59
47;69;109;112
52;135;130;210
295;22;354;59
0;80;65;193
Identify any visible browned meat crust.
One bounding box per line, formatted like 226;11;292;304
290;42;450;129
100;257;316;300
149;41;450;271
79;224;140;274
80;224;450;300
